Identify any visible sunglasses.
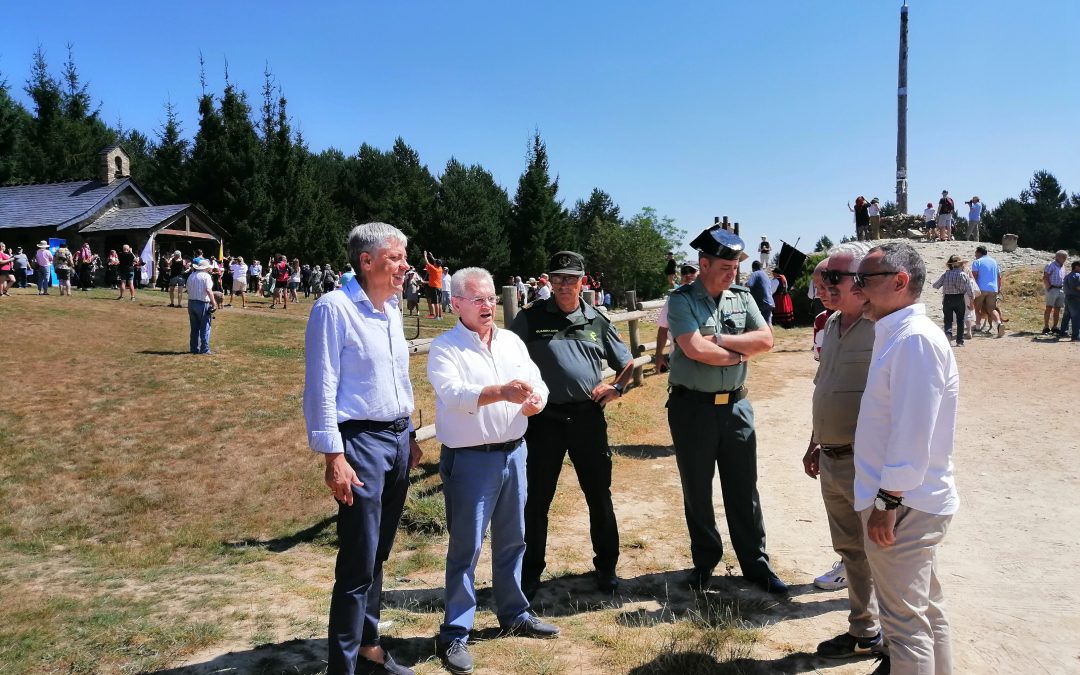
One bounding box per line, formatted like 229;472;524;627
819;270;856;285
853;271;899;288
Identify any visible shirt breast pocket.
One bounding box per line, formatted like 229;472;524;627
725;311;747;335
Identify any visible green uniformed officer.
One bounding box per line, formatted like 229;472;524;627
666;225;788;594
510;250;634;600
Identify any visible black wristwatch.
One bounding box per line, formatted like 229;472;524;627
612;383;625;396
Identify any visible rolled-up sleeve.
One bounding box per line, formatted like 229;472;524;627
303;303;345;454
880;336;945;491
427;341;484;413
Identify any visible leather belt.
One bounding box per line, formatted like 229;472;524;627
821;444;854;457
339;417;410;433
669;385;747;406
450;437;524;453
1049;285;1062;289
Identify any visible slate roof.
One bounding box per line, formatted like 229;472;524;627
80;204;191;233
0;178;153;230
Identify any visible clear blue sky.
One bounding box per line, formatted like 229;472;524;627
2;0;1077;258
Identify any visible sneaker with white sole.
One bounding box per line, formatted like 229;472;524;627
814;560;848;590
817;631;883;659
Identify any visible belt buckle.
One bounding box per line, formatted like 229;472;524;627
392;418;409;432
713;392;730;405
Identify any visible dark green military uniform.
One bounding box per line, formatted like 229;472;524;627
510;267;632;593
666;228;782;590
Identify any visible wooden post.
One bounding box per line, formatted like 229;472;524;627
582;289;595;306
896;1;909;213
502;285;518;327
624;290;643;387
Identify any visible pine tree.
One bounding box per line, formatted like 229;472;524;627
0;70;29;184
434;158;512;275
509;132;567;276
571;188;621;262
144;101;189;204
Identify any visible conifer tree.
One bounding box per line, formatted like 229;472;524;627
0;70;29;184
509;132;567;275
434;158;512;275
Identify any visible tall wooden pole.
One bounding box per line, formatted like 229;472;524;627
896;1;909;213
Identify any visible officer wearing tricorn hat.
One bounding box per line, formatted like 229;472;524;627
665;225;788;594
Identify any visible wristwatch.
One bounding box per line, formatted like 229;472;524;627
874;490;902;511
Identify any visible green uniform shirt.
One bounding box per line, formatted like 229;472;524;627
510;298;633;405
666;278;766;392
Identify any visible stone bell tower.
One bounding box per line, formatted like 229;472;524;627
98;145;130;184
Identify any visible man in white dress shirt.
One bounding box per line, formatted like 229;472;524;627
851;242;960;675
427;267;560;674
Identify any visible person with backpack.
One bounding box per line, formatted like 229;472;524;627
936;190;957;242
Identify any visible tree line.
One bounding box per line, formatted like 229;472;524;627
0;47;684;300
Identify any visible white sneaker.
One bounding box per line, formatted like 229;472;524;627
814;560;848;590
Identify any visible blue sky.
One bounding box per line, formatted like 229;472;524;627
2;0;1077;258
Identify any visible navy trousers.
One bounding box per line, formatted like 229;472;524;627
327;420;411;675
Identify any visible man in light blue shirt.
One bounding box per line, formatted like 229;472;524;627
964;196;984;242
745;260;775;325
303;222;422;675
970;245;1003;336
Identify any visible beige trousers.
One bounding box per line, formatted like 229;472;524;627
820;452;879;637
860;506;953;675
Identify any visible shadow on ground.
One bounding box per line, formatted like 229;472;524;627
612;444;674;459
147;636;435;675
627;650;882;674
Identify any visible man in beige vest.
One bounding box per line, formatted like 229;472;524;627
803;244;883;663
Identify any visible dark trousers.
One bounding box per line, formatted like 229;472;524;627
14;268;28;287
523;403;619;582
942;293;966;343
78;262;92;290
328;421;411;675
668;397;774;580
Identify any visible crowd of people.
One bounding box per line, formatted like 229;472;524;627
847;189;987;243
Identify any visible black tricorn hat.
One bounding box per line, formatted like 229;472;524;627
689;226;749;261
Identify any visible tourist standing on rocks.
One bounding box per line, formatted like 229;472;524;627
964;196;984;242
851;242;960;675
1042;250;1068;336
867;199;882;240
848;197;870;241
665;226;787;595
428;267;560;675
804;244;883;662
932;255;975;347
970;246;1004;338
758;236;772;267
510;250;633;600
936;190;956;242
303;222;421;675
923;203;936;236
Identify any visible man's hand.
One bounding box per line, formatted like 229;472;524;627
591;383;621;407
325;453;363;506
521;393;543;417
654;353;669;373
408;439;423;470
866;508;897;547
803;442;820;479
501;380;533;404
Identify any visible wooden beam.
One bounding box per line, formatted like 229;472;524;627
157;228;218;240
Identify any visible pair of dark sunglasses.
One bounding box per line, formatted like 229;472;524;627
819;270;856;285
853;271;899;288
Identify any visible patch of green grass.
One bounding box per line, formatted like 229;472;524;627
400;488;446;535
251;345;305;360
385;549;444;578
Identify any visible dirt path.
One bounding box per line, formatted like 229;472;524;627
751;324;1079;674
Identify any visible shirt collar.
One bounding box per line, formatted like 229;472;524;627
343;275;399;312
545;296;596;321
451;319;500;347
874;303;925;337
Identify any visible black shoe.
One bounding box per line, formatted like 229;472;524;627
357;649;414;675
436;638;474;674
816;631;883;659
521;575;540;601
502;614;560;639
871;654;891;674
685;567;714;591
595;571;620;593
749;574;789;594
1042;327;1052;335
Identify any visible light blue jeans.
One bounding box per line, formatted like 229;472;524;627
439;441;530;643
187;300;212;354
36;266;51;293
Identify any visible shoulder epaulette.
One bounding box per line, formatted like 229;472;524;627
671;284;693;296
728;284;751;293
